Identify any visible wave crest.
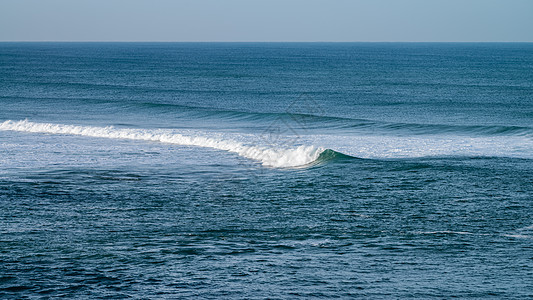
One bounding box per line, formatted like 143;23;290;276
0;120;324;168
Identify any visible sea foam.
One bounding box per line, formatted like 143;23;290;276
0;120;323;168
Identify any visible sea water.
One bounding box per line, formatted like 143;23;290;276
1;43;532;298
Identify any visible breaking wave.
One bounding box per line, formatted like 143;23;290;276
0;120;325;168
2;119;532;166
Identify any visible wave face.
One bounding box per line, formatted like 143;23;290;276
0;120;324;168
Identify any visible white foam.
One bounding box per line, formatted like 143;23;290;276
502;234;533;239
416;231;476;235
0;120;323;168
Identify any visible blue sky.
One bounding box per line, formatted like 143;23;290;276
1;0;532;42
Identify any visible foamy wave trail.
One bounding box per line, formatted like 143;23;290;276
0;120;324;168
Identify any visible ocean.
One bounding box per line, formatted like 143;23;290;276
1;42;532;298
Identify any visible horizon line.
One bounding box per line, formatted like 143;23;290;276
1;41;533;43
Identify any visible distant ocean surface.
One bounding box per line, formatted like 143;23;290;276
1;43;532;298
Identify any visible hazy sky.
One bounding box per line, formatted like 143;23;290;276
1;0;532;42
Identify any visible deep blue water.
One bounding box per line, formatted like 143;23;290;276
1;43;532;298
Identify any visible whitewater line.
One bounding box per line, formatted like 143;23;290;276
0;120;324;168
